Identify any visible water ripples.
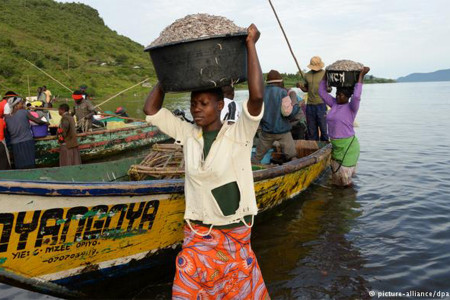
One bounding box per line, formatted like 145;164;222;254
3;82;450;299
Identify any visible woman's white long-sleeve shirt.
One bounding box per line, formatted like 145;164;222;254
146;100;264;226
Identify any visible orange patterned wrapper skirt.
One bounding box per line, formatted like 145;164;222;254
172;224;270;300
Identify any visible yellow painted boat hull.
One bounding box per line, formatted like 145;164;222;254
0;141;331;297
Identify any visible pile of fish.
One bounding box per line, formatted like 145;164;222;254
326;59;364;71
149;13;246;48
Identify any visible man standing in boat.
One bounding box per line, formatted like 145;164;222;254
79;84;90;100
297;56;329;141
71;90;97;132
253;69;300;163
42;85;53;108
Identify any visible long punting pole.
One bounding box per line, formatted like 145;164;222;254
94;78;150;110
27;75;31;97
25;59;74;93
268;0;305;79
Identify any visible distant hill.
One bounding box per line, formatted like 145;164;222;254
397;69;450;82
0;0;156;98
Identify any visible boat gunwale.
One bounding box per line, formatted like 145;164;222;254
0;144;331;196
253;143;331;181
35;122;156;141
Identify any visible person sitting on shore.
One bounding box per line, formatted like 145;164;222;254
143;24;269;299
318;66;370;186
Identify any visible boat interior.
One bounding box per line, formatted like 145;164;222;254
0;140;324;183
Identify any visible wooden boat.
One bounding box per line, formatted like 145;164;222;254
0;140;331;298
33;122;170;167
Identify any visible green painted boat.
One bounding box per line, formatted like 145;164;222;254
0;155;144;182
33;122;169;167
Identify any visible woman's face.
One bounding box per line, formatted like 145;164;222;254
16;101;24;110
336;91;349;104
190;92;224;131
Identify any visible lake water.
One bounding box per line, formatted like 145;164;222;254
1;81;450;299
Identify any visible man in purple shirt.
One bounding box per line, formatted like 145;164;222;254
318;66;370;186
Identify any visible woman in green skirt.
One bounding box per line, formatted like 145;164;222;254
318;66;370;186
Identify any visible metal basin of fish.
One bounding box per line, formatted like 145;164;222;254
145;33;248;92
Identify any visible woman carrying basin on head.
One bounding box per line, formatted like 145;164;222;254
144;24;269;299
318;66;370;186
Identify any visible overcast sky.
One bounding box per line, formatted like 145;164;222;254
56;0;450;79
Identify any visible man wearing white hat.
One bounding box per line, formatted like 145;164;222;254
297;56;329;141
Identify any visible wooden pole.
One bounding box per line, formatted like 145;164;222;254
24;59;73;93
28;108;145;123
268;0;305;79
27;75;30;97
27;107;59;111
93;78;150;109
